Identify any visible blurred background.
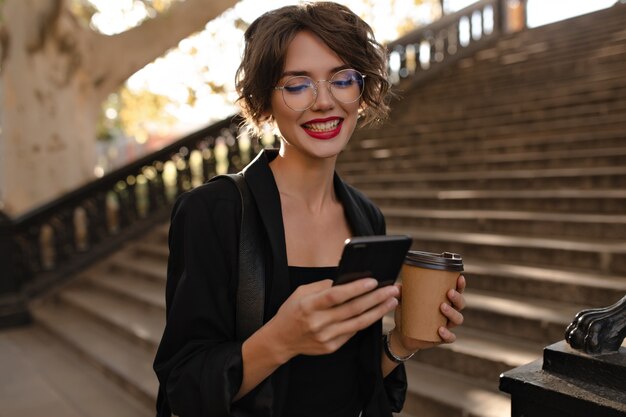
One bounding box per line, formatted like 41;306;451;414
1;1;625;416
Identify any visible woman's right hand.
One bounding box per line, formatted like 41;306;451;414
266;278;400;362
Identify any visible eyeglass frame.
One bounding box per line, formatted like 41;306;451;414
273;69;366;111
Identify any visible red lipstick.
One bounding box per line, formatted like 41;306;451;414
301;117;343;140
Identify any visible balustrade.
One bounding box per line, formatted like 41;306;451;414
386;0;525;87
0;116;275;326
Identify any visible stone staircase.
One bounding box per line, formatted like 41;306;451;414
0;232;166;417
338;3;626;417
7;4;626;417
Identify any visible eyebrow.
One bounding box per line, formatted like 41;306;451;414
281;64;351;78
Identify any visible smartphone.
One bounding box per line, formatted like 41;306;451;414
333;235;412;287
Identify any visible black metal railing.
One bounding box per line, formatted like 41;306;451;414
386;0;514;87
0;115;276;326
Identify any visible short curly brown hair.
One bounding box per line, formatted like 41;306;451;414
235;2;390;136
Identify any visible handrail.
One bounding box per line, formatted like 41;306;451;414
386;0;511;87
0;114;275;327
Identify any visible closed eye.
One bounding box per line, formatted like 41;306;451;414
284;83;313;94
332;78;357;89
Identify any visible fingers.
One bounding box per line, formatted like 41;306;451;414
441;301;464;328
294;279;398;338
297;278;334;295
438;326;457;343
323;295;398;341
447;288;466;311
304;278;379;310
447;274;466;311
393;283;403;303
330;285;399;321
456;274;466;294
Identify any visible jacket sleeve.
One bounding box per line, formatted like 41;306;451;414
153;182;243;417
377;209;409;412
383;361;407;412
353;188;409;413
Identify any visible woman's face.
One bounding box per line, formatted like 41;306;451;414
269;30;361;162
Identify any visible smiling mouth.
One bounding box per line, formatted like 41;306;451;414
302;119;342;132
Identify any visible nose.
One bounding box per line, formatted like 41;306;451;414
311;80;335;111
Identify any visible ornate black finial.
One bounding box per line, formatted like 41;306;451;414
565;295;626;355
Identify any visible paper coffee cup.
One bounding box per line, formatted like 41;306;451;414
400;251;463;342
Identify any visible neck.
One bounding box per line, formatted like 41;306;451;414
270;146;338;213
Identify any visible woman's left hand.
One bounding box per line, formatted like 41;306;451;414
391;274;466;353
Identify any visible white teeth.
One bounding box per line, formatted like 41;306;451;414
303;119;340;132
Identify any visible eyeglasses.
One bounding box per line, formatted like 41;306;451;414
274;69;366;111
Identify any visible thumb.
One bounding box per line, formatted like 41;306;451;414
297;278;334;295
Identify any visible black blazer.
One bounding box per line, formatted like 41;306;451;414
154;149;407;417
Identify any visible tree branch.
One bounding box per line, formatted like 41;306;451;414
28;0;65;52
88;0;238;98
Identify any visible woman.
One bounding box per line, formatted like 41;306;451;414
154;3;466;416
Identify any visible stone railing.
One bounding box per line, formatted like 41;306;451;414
0;115;275;327
386;0;519;87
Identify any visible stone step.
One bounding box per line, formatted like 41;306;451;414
148;223;170;244
344;166;626;190
409;92;626;129
429;54;626;101
393;74;626;124
55;285;164;349
381;207;626;240
379;108;626;139
425;29;626;95
349;125;626;153
431;45;626;98
413;327;542;384
132;241;170;262
0;327;152;417
395;98;626;134
391;226;626;275
401;361;510;417
382;316;542;384
462;289;581;345
363;188;626;214
108;252;167;282
350;116;626;146
414;79;626;120
339;146;626;174
86;268;166;310
348;127;626;158
341;140;626;170
31;303;158;409
465;260;626;306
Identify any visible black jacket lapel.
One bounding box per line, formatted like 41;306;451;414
241;149;290;320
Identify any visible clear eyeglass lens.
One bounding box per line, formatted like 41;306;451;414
282;77;316;111
280;69;365;111
330;69;364;103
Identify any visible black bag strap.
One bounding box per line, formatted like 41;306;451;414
211;173;265;342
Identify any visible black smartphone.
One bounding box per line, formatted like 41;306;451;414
333;235;412;287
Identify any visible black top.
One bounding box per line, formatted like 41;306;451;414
154;149;407;417
284;266;363;417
